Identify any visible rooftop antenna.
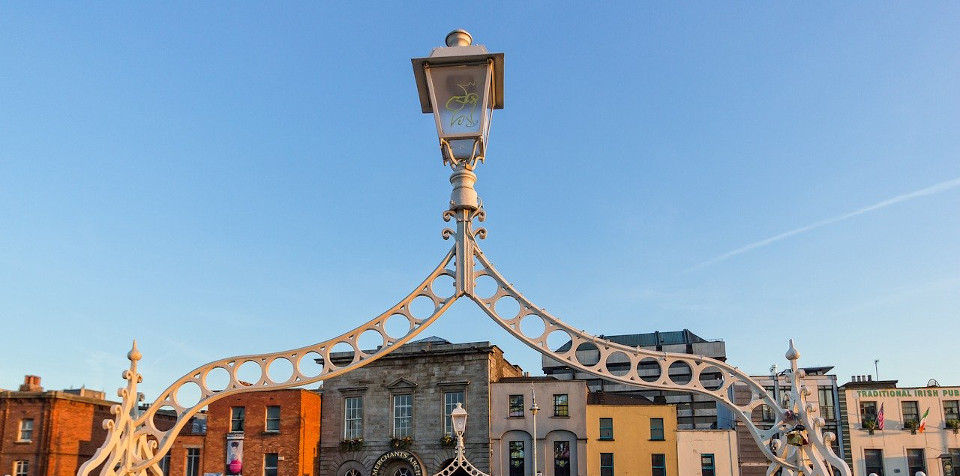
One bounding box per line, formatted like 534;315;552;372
874;359;879;381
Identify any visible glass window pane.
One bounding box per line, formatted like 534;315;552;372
509;441;525;476
554;394;569;417
264;453;278;476
444;391;465;435
394;394;413;438
907;448;925;475
652;453;666;476
344;396;363;439
650;418;664;440
554;441;571;476
427;64;490;137
599;418;613;440
266;406;281;432
864;449;884;476
509;395;524;417
231;407;245;432
600;453;614;476
186;449;200;476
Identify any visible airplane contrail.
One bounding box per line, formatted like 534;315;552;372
691;176;960;270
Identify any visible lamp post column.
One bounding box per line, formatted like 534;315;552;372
530;394;540;476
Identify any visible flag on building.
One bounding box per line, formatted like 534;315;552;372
877;403;884;430
918;407;930;433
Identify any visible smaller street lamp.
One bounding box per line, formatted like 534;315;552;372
432;403;490;476
530;395;541;476
451;401;468;448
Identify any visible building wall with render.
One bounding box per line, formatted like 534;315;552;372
585;395;679;476
676;429;738;476
842;380;960;476
490;377;588;476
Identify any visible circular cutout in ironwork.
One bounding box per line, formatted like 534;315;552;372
152;405;178;429
699;366;724;390
384;313;412;339
236;360;264;386
547;329;573;353
408;295;436;320
174;381;202;408
637;357;662;383
575;342;600;367
204;366;231;392
298;351;325;378
329;342;356;366
267;357;294;384
494;295;521;320
358;329;385;354
606;351;631;377
473;274;498;299
731;380;754;405
431;274;456;299
668;361;692;385
520;314;546;341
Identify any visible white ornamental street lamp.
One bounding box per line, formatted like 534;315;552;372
433;402;489;476
412;29;504;175
451;401;468;447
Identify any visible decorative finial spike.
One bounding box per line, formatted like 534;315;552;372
127;340;142;362
445;29;473;47
785;339;800;362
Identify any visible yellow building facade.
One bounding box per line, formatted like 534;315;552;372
586;394;679;476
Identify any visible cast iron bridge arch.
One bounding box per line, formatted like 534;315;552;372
77;34;850;476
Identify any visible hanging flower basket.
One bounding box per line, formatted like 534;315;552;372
439;435;456;448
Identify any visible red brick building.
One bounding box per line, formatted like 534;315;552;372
0;376;113;476
202;389;321;476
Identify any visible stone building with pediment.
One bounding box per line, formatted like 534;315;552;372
318;337;523;476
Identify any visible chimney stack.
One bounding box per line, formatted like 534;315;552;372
19;375;43;392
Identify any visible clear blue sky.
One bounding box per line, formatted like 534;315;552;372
2;4;958;400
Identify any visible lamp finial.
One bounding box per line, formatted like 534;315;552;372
446;30;473;47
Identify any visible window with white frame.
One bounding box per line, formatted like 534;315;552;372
15;460;29;476
443;390;464;435
553;394;569;417
18;419;34;442
344;396;363;439
393;394;412;437
186;449;200;476
945;400;959;422
230;407;245;432
265;406;281;432
818;387;836;420
902;401;920;424
264;453;278;476
508;394;524;417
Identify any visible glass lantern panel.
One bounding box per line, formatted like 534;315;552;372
428;64;491;138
